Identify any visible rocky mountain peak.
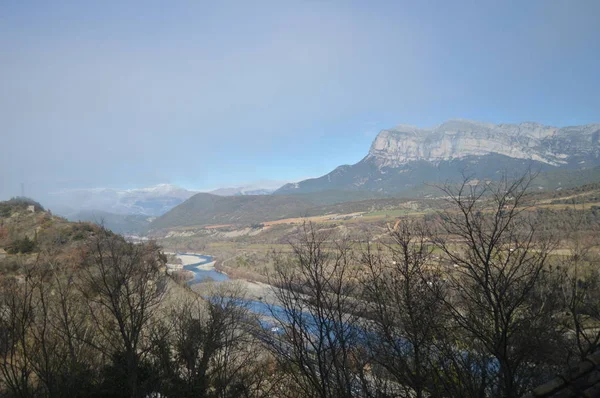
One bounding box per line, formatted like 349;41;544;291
367;119;599;168
276;119;600;196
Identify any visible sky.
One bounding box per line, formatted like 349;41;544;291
1;0;600;201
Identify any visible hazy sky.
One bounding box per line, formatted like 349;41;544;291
2;0;600;200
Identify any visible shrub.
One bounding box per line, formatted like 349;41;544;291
6;236;36;254
0;197;44;217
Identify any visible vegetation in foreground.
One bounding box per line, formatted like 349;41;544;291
1;175;600;397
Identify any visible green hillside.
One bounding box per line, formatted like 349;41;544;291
149;193;313;229
151;167;600;230
275;154;558;195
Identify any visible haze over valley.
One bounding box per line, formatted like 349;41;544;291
2;1;600;397
31;119;600;234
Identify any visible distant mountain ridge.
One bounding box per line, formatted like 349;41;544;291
48;184;198;217
149;192;311;229
209;187;276;196
149;166;600;230
149;188;393;230
208;180;289;196
367;119;600;167
276;119;600;195
69;210;153;235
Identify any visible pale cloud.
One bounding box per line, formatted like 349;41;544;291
1;0;599;202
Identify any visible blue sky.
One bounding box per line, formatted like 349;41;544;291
1;0;599;200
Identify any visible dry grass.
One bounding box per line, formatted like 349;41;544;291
204;224;234;229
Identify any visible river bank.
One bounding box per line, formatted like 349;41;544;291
174;252;278;304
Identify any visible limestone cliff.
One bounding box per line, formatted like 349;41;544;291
275;119;600;195
367;120;600;167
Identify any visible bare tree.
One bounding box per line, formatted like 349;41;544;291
27;258;100;398
360;219;447;398
432;174;564;397
265;223;367;398
0;253;101;398
0;265;37;398
557;203;600;361
78;229;167;398
157;286;271;398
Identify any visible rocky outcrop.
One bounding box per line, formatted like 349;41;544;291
367;119;600;167
275;119;600;195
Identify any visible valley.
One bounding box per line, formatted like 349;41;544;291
150;179;600;295
5;120;600;398
4;3;600;395
54;120;600;238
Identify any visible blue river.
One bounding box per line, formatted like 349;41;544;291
178;253;285;323
177;254;502;375
179;253;230;284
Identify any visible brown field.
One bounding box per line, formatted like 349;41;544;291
200;212;368;230
262;212;365;226
204;224;234;229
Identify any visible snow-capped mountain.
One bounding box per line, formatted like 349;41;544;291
208;187;276;196
208;180;289;196
48;184;198;217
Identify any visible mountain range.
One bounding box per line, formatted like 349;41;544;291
149;165;600;231
46;119;600;232
275;119;600;195
207;180;291;196
47;182;289;233
48;180;290;218
47;184;198;217
209;187;275;196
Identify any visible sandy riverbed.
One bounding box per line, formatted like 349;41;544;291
169;252;278;303
167;252;216;270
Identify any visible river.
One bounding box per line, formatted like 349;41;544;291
175;252;287;328
178;253;230;284
176;254;377;337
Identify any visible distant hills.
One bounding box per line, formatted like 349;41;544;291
207;180;291;196
46;182;290;234
148;166;600;230
45;184;196;235
149;193;311;229
48;184;197;217
148;190;392;230
48;119;600;232
276;119;600;195
48;182;290;218
209;187;274;196
69;210;153;235
151;118;600;230
209;187;275;196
